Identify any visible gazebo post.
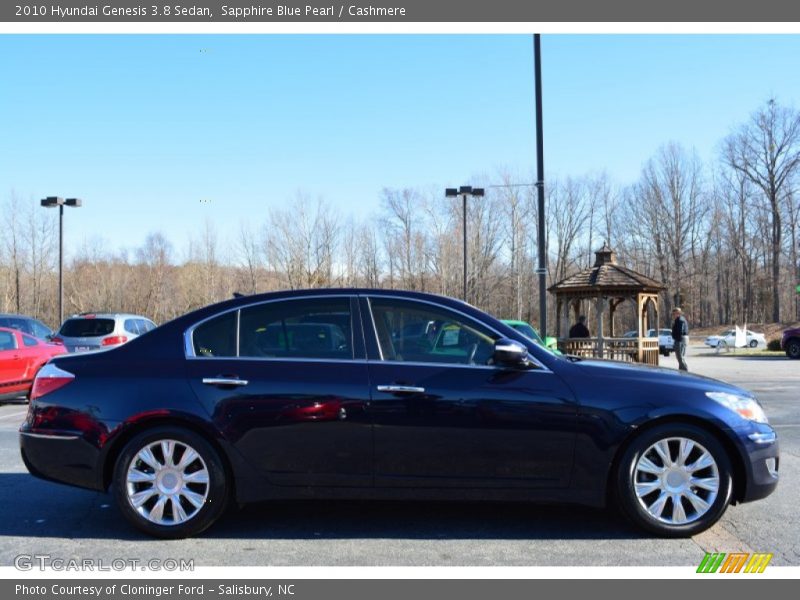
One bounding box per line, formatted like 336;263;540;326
596;297;606;358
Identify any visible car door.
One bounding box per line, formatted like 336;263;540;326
0;330;27;382
362;295;577;490
18;334;48;380
186;295;373;488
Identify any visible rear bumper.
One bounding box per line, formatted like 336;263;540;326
19;428;104;491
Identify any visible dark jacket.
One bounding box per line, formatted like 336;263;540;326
569;322;590;338
672;315;688;342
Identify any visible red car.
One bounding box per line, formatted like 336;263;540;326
0;327;66;402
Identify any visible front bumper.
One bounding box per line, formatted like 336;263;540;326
736;426;780;503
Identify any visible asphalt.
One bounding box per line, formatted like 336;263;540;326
0;345;796;567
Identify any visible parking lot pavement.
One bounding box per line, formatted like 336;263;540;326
0;347;796;567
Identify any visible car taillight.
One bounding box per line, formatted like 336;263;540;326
30;363;75;400
101;335;128;346
50;336;64;345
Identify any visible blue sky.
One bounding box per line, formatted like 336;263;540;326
2;34;800;258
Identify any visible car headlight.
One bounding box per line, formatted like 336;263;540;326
705;391;768;423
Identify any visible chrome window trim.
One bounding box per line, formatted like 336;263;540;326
184;294;355;359
363;293;550;373
182;291;549;373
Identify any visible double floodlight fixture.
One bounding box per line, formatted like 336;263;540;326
41;196;82;208
445;186;485;198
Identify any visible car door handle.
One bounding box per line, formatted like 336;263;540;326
376;385;426;394
202;377;249;387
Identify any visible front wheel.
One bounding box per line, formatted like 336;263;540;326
113;426;229;538
615;424;733;537
749;339;758;348
786;339;800;359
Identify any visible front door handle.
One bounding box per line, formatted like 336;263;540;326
202;377;249;387
376;384;425;394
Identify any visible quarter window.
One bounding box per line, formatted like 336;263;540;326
23;335;39;347
369;298;496;365
193;311;237;357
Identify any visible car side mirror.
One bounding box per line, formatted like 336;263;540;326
493;338;530;368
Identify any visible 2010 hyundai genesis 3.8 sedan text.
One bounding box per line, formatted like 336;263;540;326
19;289;779;538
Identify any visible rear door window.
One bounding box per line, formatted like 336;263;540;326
190;297;354;360
124;319;141;335
239;298;353;360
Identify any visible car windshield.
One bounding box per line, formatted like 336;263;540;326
59;318;115;337
511;323;541;342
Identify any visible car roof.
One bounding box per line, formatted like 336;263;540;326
65;313;153;320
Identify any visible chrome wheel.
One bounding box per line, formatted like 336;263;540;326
633;437;720;525
125;439;210;526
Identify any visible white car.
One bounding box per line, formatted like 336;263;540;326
647;328;675;356
620;329;674;356
704;329;766;349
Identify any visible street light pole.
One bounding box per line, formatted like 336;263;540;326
533;33;548;339
445;186;485;303
41;196;82;325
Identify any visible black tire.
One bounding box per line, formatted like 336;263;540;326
749;339;758;348
786;339;800;359
113;426;229;539
718;340;727;350
615;423;733;538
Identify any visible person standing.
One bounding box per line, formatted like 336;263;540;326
671;307;689;371
569;315;590;338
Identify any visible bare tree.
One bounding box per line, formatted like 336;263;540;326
724;98;800;322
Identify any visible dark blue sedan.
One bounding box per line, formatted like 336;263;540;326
19;289;779;538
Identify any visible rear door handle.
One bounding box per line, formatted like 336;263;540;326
202;377;249;387
376;385;425;394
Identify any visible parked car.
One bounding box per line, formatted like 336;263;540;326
0;313;56;341
501;319;558;352
54;313;157;353
20;289;778;539
704;329;766;349
647;328;675;356
780;327;800;359
0;327;66;402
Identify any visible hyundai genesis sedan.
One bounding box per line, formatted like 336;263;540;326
19;289;779;538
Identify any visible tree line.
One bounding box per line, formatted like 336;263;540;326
2;99;799;334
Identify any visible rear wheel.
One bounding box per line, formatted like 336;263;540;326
718;340;727;351
786;339;800;359
615;424;733;537
113;426;229;538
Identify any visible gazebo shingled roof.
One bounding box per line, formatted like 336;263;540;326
548;244;665;297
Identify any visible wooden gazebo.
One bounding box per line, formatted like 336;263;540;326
548;244;666;365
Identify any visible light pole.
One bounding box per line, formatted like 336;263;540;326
445;186;484;302
40;196;82;325
533;33;547;339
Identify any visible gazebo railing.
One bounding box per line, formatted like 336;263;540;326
557;337;660;365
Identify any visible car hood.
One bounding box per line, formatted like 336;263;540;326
569;357;748;396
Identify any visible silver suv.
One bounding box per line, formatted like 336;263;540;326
54;313;156;353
